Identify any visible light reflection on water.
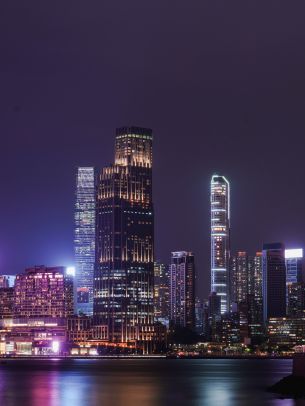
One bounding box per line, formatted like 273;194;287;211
0;359;302;406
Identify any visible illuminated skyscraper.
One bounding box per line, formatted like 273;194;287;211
154;262;170;321
169;251;195;329
230;251;248;304
94;127;154;348
262;243;286;321
74;167;96;315
285;249;303;285
210;175;230;314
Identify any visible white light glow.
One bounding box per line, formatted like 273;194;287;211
66;266;76;276
52;341;60;353
285;249;303;259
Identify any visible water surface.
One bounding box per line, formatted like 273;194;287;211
0;358;303;406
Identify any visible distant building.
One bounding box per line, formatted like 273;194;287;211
210;175;230;314
14;266;74;319
169;251;195;329
268;317;305;348
74;167;96;316
195;297;204;334
0;288;14;318
285;249;303;284
248;252;263;324
287;282;305;317
208;292;221;342
0;275;16;288
262;243;286;321
154;262;170;321
230;251;248;304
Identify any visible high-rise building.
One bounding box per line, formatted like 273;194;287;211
208;292;221;342
14;266;74;318
248;252;263;324
154;262;170;321
285;248;303;286
210;175;230;314
94;127;154;347
287;282;305;317
169;251;195;329
74;167;96;316
230;251;248;304
262;243;286;321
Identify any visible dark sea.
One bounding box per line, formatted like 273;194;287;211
0;358;303;406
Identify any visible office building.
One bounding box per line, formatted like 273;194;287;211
268;317;305;348
0;287;14;318
169;251;195;329
262;243;286;321
287;282;305;317
74;167;96;315
14;266;74;318
94;127;154;347
211;175;230;313
230;251;248;304
154;262;170;321
285;249;303;285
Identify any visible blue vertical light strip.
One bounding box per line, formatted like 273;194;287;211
74;167;96;315
210;175;230;314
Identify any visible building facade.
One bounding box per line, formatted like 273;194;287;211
94;127;154;347
230;251;248;304
154;262;170;321
74;167;96;315
262;243;286;321
14;266;74;319
210;175;230;314
169;251;195;329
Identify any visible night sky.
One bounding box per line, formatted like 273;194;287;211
1;1;305;299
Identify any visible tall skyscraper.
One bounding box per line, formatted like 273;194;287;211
169;251;195;329
210;175;230;314
262;243;286;321
94;127;154;347
74;167;96;315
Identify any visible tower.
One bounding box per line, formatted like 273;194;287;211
210;175;230;313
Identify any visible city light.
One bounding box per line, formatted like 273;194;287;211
66;266;76;276
285;249;303;259
52;341;60;353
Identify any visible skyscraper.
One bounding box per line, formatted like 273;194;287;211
169;251;195;329
94;127;154;348
262;243;286;321
285;248;303;285
210;175;230;314
230;251;248;304
154;262;170;321
74;167;96;315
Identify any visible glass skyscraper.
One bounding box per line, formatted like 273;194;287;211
169;251;195;329
74;167;96;315
262;243;286;321
210;175;230;314
285;248;303;285
94;127;154;349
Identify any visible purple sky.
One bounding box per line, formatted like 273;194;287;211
1;1;305;298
